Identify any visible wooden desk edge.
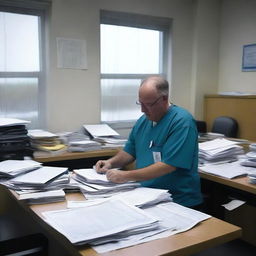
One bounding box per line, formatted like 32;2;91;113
160;219;242;256
199;171;256;195
33;148;120;163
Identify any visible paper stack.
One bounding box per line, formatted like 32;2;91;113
240;144;256;167
199;161;255;179
83;124;127;148
42;198;159;245
28;129;67;156
198;132;225;142
18;189;66;204
0;159;42;178
57;131;89;144
58;131;102;152
0;118;32;160
240;143;256;183
67;187;172;209
73;169;140;198
199;138;244;164
92;202;210;253
0;160;69;203
111;187;172;208
248;173;256;184
68;140;102;152
42;199;211;252
4;166;69;193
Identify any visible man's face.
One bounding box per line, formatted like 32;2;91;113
138;89;167;122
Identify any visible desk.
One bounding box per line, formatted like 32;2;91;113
33;148;120;170
200;172;256;195
2;187;241;256
199;172;256;246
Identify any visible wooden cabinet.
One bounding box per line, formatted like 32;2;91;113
204;95;256;141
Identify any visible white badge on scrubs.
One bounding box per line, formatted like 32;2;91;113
153;152;161;163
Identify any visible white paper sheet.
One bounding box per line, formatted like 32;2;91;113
28;129;57;138
0;160;41;177
10;166;68;185
42;198;158;244
93;202;211;253
57;37;88;69
199;161;254;179
83;124;119;137
0;117;30;127
222;199;246;211
112;187;172;207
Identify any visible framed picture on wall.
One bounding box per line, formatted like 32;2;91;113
242;43;256;71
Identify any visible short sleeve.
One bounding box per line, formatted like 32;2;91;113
162;124;198;170
123;126;136;158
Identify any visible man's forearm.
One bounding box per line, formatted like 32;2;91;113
108;150;135;169
125;161;176;181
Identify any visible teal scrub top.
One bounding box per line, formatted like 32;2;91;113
124;105;202;207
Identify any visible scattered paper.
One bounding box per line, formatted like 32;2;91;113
222;199;246;211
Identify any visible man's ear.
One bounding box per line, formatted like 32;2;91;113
163;95;169;101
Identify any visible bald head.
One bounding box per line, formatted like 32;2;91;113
138;76;170;122
140;76;169;97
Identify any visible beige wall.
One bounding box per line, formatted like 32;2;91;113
45;0;255;133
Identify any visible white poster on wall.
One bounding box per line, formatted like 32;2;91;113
56;37;88;69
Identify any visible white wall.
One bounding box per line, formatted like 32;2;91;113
190;0;221;119
218;0;256;93
46;0;242;133
45;0;202;133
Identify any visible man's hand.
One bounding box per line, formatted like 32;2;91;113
95;160;112;173
106;169;129;183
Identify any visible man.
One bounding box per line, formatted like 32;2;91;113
95;76;202;208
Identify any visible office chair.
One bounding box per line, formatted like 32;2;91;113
196;120;207;134
211;116;238;138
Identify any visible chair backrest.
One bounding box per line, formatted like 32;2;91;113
211;116;238;138
196;120;207;133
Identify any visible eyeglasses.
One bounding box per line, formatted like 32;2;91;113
136;96;163;108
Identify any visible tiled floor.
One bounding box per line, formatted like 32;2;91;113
193;239;256;256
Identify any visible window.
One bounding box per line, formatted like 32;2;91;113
0;5;46;129
100;10;171;126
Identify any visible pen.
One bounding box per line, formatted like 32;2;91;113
149;140;153;148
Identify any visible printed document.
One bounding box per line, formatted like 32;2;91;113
10;166;68;185
42;198;158;245
199;161;254;179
